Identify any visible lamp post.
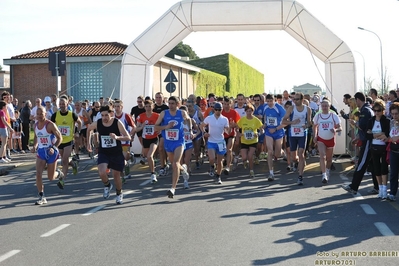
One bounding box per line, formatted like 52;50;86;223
358;27;384;94
354;51;366;92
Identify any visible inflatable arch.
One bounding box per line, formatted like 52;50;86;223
121;0;356;154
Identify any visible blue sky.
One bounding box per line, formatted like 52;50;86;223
1;0;398;94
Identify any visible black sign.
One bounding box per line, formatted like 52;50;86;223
166;83;176;93
49;51;66;76
164;69;178;83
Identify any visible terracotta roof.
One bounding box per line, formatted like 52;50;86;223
11;42;127;59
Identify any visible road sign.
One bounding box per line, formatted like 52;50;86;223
49;51;66;76
164;69;178;83
166;83;176;93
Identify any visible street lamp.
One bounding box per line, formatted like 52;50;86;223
358;27;384;94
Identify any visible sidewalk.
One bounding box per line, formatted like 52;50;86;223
0;152;37;176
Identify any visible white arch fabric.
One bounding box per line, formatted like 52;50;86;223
121;0;356;154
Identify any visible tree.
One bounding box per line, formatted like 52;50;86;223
165;42;199;60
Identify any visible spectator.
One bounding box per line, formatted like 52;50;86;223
20;100;31;151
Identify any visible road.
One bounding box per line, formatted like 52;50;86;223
0;153;398;266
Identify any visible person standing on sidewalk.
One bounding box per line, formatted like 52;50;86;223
342;92;376;194
32;106;63;205
87;105;131;204
387;102;399;201
0;101;14;163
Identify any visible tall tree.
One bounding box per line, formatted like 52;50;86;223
165;42;199;60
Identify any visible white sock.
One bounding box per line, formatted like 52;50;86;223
270;170;274;175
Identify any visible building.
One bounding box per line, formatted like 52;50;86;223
292;83;322;96
0;70;10;89
3;42;201;105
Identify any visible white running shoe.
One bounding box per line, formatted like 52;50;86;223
103;184;113;199
249;170;255;178
217;177;222;184
167;188;175;198
151;174;158;183
321;173;328;184
181;164;190;181
116;193;123;204
35;195;47;205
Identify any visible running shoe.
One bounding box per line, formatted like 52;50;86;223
151;174;158;183
249;170;255;178
364;171;372;176
116;193;123;205
254;157;259;165
216;177;223;184
57;179;65;190
286;165;292;171
368;188;379;195
341;184;357;194
124;163;130;176
387;194;396;201
140;159;146;165
167;188;175;198
321;173;328;184
35;195;47;205
183;180;190;189
159;168;166;176
103;184;113;199
267;174;275;181
243;160;248;169
297;176;303;186
72;159;78;175
130;152;136;164
181;164;190;181
223;167;230;175
209;167;215;177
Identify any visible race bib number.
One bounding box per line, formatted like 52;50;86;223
39;135;51;147
291;125;304;137
58;126;70;136
184;132;192;143
321;122;332;130
244;130;254;140
267;117;278;126
390;127;399;137
101;136;116;148
217;141;226;152
143;125;154;136
165;129;179;141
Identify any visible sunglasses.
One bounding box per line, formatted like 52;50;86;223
214;109;222;111
373;109;382;112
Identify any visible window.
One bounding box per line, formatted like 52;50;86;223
70;62;103;102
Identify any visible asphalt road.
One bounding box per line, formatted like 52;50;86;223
1;153;399;266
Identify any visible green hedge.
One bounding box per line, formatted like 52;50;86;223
189;53;264;97
192;69;227;97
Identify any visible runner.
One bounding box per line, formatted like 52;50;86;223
201;102;231;184
153;92;170;176
51;97;82;189
114;99;136;183
186;100;204;169
313;99;342;184
281;92;312;185
154;96;190;198
32;106;63;205
130;96;145;163
86;105;131;204
263;94;286;181
221;96;240;174
237;105;263;178
135;100;160;184
74;101;91;160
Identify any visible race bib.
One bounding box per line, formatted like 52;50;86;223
217;141;226;152
267;117;278;126
184;132;192;143
320;122;332;131
39;135;51;147
58;126;70;136
390;127;399;137
244;130;254;140
165;129;179;141
101;136;117;148
291;125;304;137
143;125;154;137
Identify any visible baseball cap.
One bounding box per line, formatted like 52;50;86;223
214;102;222;109
44;96;51;103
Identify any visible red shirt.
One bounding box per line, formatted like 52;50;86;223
136;112;160;139
222;109;240;138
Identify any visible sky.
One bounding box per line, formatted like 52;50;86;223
1;0;399;95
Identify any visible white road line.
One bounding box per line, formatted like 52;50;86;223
339;174;349;181
140;179;151;186
0;250;21;263
374;222;395;236
82;205;106;216
354;193;364;200
40;224;70;237
360;204;376;215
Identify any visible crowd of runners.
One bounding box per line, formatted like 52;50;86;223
2;88;399;205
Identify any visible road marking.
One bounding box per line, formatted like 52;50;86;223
40;224;70;237
0;250;21;263
82;205;106;216
354;193;364;200
360;204;376;214
140;179;151;186
339;174;349;181
374;222;395;236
